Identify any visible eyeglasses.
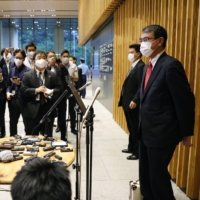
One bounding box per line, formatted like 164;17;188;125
139;37;155;43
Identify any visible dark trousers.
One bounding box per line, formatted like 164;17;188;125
81;75;86;98
69;96;76;130
25;104;54;137
123;107;139;156
139;136;176;200
57;97;67;140
0;98;6;135
8;98;24;136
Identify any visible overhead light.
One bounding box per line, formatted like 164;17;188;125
46;27;48;29
41;10;46;12
37;25;39;26
27;28;29;29
30;15;34;17
32;28;33;29
3;15;10;17
77;27;79;29
70;27;72;29
52;15;56;17
34;21;38;23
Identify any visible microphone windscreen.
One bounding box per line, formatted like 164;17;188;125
0;150;13;161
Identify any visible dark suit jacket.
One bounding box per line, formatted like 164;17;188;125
139;52;195;147
20;69;60;119
118;59;145;111
7;64;30;96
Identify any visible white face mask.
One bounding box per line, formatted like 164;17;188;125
69;61;73;65
27;51;35;59
35;59;48;69
128;53;137;63
61;57;69;64
140;40;157;57
14;58;23;67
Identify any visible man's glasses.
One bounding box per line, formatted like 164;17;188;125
139;37;155;43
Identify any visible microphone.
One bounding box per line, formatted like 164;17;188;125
82;87;101;121
77;81;91;92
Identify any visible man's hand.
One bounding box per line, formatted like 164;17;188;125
129;101;137;109
36;86;46;94
11;78;21;85
6;92;14;100
182;136;193;147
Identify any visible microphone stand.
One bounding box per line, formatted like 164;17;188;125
85;106;95;200
39;90;68;138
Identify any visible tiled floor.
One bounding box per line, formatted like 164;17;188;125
0;85;190;200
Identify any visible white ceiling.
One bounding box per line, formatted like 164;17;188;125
0;0;78;18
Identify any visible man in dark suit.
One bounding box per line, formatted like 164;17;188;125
46;51;69;141
139;25;195;200
119;44;145;160
20;51;60;136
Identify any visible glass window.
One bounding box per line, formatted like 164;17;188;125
0;18;91;66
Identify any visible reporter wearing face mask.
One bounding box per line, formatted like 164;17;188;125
24;42;37;69
20;51;60;136
60;50;79;135
46;51;69;141
0;48;14;138
6;49;30;136
118;44;145;160
0;48;14;75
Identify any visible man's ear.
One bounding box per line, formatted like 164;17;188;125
158;37;164;47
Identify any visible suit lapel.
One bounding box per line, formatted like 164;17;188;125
141;52;167;101
44;69;50;87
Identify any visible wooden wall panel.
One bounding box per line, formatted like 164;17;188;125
78;0;123;45
112;0;200;199
79;0;200;199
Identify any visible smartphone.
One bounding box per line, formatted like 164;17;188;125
54;161;67;168
12;76;18;79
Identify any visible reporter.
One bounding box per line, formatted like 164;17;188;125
6;49;30;136
11;158;72;200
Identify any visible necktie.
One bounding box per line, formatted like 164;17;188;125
144;62;153;90
38;72;43;86
38;72;45;104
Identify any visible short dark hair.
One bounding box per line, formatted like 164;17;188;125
25;42;37;51
33;51;47;60
80;59;85;63
70;56;77;61
11;158;72;200
60;50;70;56
1;48;6;56
129;44;142;57
47;51;56;56
13;49;26;59
142;25;168;48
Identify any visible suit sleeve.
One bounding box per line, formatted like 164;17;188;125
166;60;195;137
132;63;145;105
20;73;37;98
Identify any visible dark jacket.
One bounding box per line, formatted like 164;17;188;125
139;52;195;147
118;59;145;111
20;69;60;118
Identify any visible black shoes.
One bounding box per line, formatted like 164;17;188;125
127;154;139;160
55;127;60;132
71;129;78;135
122;149;132;153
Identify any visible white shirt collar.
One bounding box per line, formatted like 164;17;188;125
131;58;141;69
35;68;45;77
150;50;165;70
